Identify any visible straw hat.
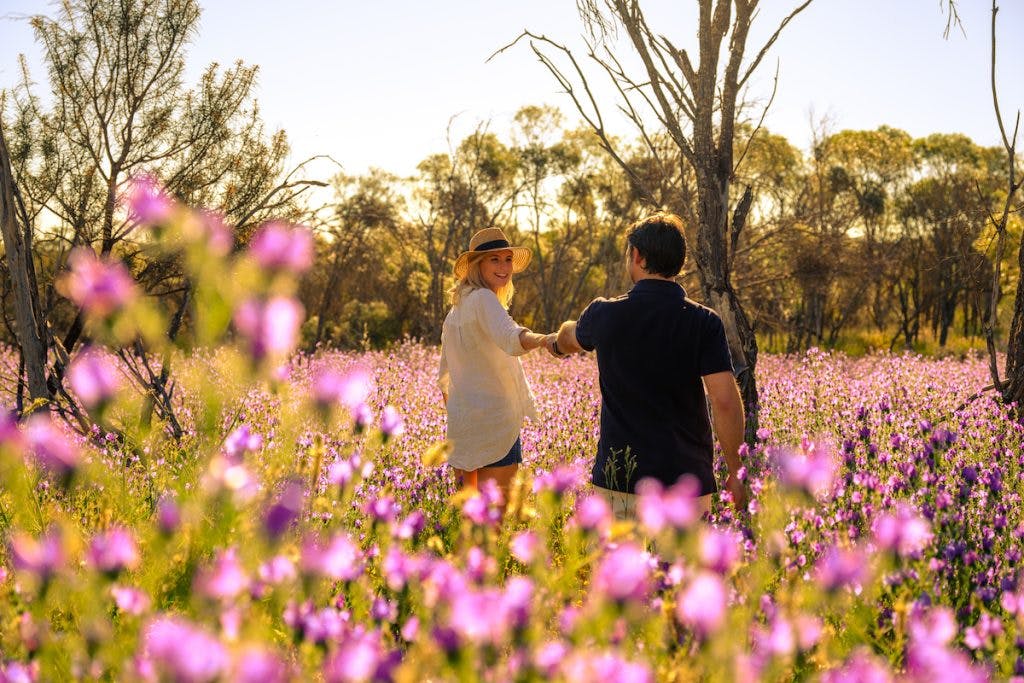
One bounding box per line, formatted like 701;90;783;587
453;227;532;279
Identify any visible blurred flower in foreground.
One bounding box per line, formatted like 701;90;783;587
323;627;398;683
777;437;836;498
301;532;364;582
23;414;81;482
264;480;304;541
562;651;654;683
61;247;138;318
248;222;314;274
143;616;227;683
533;465;584;496
814;545;868;593
0;411;25;452
380;406;405;440
195;547;250;602
191;210;234;256
593;542;653;604
125;174;174;225
872;504;933;558
510;530;539;564
820;649;893;683
698;527;742;574
676;571;727;637
87;527;140;577
68;347;120;409
111;585;151;616
906;606;988;682
156;494;181;536
0;660;40;683
573;493;611;534
637;475;701;533
8;527;65;582
233;296;304;362
223;425;263;462
232;646;289;683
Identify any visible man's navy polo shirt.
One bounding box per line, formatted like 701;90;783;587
575;279;733;495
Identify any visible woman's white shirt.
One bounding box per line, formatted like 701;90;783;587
437;287;539;471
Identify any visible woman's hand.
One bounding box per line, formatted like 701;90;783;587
518;329;550;352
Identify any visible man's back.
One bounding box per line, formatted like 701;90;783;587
575;279;733;494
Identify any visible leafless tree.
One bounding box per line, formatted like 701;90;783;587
496;0;814;438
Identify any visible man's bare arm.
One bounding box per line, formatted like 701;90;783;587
703;371;747;511
555;320;584;355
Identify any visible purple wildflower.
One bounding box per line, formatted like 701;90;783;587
111;585;151;615
592;542;653;604
510;530;539;564
223;425;263;461
573;493;612;534
231;646;289;683
323;628;396;683
533;465;584;496
263;480;304;541
143;616;227;683
156;494;181;535
392;510;425;540
777;438;837;497
248;222;314;274
8;527;65;582
814;545;868;592
23;414;81;480
676;571;727;637
820;649;893;683
195;547;250;601
258;555;297;585
380;405;405;439
301;532;364;582
61;247;137;318
637;476;700;533
872;504;933;558
233;296;304;361
87;527;140;576
68;347;120;408
124;174;174;224
698;527;742;574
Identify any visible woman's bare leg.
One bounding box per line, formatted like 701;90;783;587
454;468;478;490
479;464;518;511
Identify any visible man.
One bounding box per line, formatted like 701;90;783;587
548;212;747;517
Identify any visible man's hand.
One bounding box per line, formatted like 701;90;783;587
725;474;748;513
541;333;561;358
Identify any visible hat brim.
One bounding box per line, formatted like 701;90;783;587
453;246;532;280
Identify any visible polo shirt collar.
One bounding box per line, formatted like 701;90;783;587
630;278;686;297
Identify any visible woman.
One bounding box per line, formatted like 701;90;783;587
437;227;552;502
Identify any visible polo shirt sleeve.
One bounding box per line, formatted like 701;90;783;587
574;299;602;352
474;290;528;356
699;313;735;376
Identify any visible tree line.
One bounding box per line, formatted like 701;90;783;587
298;113;1016;355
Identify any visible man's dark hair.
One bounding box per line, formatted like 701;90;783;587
625;212;686;278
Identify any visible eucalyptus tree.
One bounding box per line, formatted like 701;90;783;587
410;127;521;339
2;0;314;412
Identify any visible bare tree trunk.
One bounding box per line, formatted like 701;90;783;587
0;122;50;408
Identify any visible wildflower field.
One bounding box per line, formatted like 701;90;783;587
1;192;1023;682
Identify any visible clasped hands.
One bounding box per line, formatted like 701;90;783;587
540;332;567;359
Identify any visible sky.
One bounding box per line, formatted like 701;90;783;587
2;0;1022;192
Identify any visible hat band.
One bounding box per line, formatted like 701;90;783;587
473;239;510;251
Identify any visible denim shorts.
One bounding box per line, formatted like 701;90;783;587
483;436;522;468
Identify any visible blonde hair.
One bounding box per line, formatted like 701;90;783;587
449;253;516;308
